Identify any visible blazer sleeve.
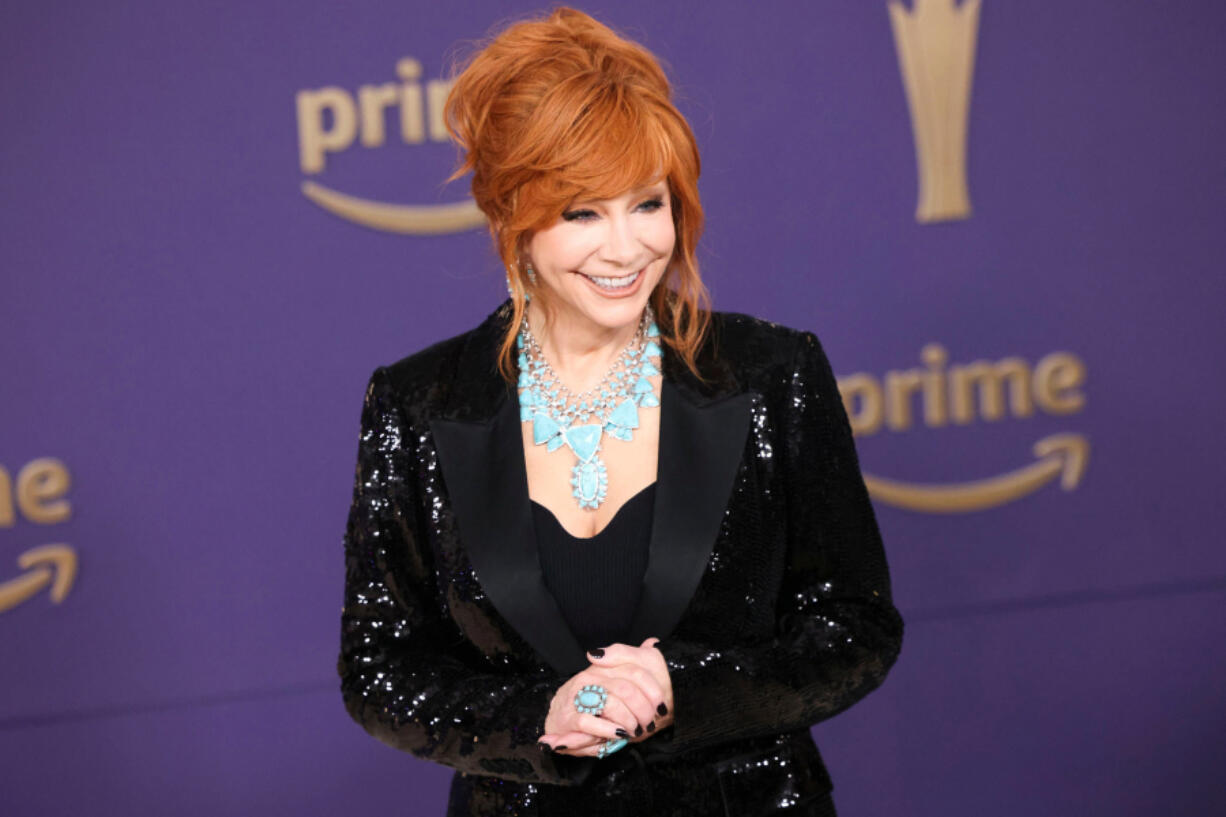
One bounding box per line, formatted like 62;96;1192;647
337;365;593;786
651;330;905;755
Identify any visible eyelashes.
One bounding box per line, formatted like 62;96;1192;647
562;197;666;223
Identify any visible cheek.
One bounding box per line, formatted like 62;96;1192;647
648;220;677;256
537;233;597;272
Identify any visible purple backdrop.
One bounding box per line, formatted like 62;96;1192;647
3;0;1224;814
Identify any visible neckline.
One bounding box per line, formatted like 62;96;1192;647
531;481;657;541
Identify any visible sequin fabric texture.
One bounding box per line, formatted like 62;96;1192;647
338;298;904;817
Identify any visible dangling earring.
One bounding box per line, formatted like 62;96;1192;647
512;259;535;302
507;258;537;302
507;268;530;303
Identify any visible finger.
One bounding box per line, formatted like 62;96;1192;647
586;642;641;666
574;711;622;741
556;734;628;759
632;641;670;683
640;636;661;650
590;644;669;696
548;730;602;751
620;649;673;718
559;739;605;758
591;689;640;739
602;675;655;737
601;663;666;722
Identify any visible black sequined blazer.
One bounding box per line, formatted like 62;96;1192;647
338;298;904;817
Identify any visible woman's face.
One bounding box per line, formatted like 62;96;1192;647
524;178;675;336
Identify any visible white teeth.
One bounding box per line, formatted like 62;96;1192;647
584;269;641;289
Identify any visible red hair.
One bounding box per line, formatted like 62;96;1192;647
443;6;712;385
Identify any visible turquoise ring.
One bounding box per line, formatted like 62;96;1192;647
574;684;608;715
597;738;628;759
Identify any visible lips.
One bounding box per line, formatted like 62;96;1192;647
577;266;647;298
583;268;641;288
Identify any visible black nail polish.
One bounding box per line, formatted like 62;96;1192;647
634;724;643;737
615;728;629;738
538;742;551;752
588;647;605;658
653;640;663;650
556;745;567;751
657;702;668;716
647;722;656;733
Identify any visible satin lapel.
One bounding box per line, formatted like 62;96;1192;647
429;391;591;677
624;378;754;646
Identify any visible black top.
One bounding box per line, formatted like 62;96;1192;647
531;481;657;653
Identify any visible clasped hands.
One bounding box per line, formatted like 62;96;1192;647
538;637;675;758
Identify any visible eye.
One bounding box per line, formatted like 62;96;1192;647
561;196;666;223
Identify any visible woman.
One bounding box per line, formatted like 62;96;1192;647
338;7;904;816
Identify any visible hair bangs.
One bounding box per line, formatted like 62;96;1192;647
558;91;674;205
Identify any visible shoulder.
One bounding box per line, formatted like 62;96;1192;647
710;309;809;348
386;329;472;389
362;323;479;408
707;309;816;386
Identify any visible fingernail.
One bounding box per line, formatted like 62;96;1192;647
538;741;551;752
615;728;629;739
652;640;663;649
587;647;605;658
556;745;567;751
647;722;656;733
657;702;668;716
634;724;643;737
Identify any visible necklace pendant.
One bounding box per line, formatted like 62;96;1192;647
570;454;608;509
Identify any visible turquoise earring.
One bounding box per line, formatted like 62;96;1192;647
507;259;536;302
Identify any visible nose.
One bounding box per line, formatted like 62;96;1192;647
597;213;641;270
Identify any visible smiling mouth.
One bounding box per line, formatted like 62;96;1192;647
580;268;643;290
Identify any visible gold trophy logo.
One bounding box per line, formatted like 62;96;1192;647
887;0;982;222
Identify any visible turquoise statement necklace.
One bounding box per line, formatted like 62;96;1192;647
516;305;662;510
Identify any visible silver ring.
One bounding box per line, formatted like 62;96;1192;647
574;684;608;715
